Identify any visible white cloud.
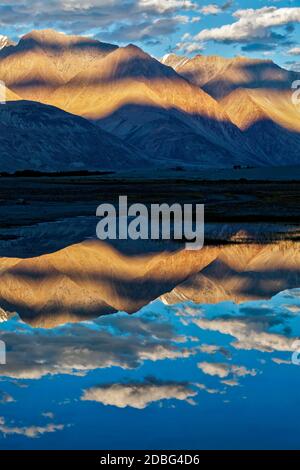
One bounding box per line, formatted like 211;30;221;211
42;411;55;419
195;7;300;43
0;391;15;404
182;32;192;40
199;344;220;354
197;362;229;377
0;416;64;438
197;361;257;378
176;41;205;54
195;383;222;394
272;357;292;365
81;380;197;409
221;379;240;387
191;16;201;23
103;15;189;42
198;343;231;357
0;314;196;379
193;317;296;353
0;0;198;42
231;365;257;377
287;47;300;56
137;0;197;14
200;4;222;16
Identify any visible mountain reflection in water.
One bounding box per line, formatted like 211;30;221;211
0;212;299;448
0;239;299;327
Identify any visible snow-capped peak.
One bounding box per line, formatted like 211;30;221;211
161;53;173;63
0;35;13;50
161;53;190;70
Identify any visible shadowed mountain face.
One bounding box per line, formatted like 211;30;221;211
0;100;149;172
97;104;254;168
220;88;300;166
0;240;298;328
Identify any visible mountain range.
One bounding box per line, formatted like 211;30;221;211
1;29;299;173
161;53;298;99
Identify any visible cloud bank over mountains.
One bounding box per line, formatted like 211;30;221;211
0;1;299;65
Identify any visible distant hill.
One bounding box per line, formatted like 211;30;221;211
0;100;149;173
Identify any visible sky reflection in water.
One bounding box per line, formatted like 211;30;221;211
0;289;300;450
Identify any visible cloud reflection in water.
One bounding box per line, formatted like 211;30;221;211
0;288;299;449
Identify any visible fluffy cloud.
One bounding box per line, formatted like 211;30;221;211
287;47;300;56
272;357;292;365
81;378;197;409
195;7;300;43
176;40;205;54
41;411;55;419
198;362;230;378
0;416;64;438
198;343;231;358
137;0;197;14
193;316;296;353
221;379;240;387
195;383;222;394
0;391;15;404
100;15;189;42
0;313;197;379
0;0;196;43
191;16;201;23
200;4;222;16
200;0;233;15
197;361;257;378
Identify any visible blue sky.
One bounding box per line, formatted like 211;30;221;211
0;1;299;70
